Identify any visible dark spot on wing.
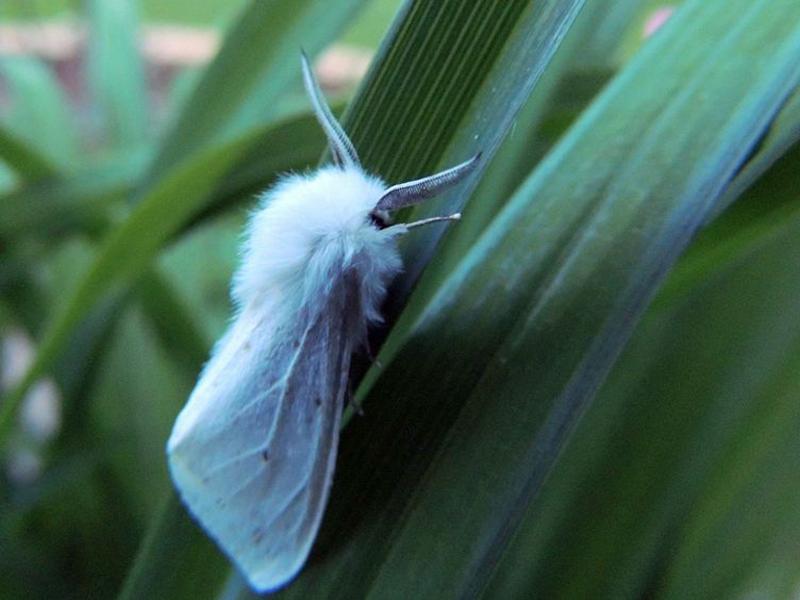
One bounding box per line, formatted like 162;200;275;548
292;339;300;349
261;449;270;462
315;396;322;408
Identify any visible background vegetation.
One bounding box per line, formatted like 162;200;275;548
1;0;799;598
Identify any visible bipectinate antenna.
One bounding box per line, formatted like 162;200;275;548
300;51;360;169
374;153;481;212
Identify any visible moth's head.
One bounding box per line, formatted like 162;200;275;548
301;52;480;233
368;208;390;229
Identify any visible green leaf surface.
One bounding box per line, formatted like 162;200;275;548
486;179;800;598
572;0;643;68
708;87;800;223
86;0;150;148
421;0;625;292
0;56;78;171
285;1;800;597
0;126;60;181
118;494;229;600
658;137;800;309
113;269;231;597
344;0;587;300
86;302;192;523
0;151;149;241
136;271;213;379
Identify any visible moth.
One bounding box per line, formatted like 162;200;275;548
166;52;479;593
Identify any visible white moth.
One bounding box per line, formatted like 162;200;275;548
166;53;479;593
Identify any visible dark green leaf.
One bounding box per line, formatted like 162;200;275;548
0;126;60;181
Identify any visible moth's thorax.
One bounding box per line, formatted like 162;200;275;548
233;166;402;322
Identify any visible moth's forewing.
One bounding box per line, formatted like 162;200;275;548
167;285;353;592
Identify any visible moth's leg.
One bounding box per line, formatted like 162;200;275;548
346;379;365;416
381;213;461;239
405;213;461;229
365;341;383;370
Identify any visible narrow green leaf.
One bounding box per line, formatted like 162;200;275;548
658;138;800;309
662;343;800;599
86;0;149;148
0;126;60;180
344;0;587;299
118;494;229;600
421;0;627;287
0;150;148;240
137;270;213;378
0;56;78;170
572;0;644;68
708;88;800;222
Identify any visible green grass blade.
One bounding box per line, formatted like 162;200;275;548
136;270;212;378
709;88;800;223
658;138;800;309
0;56;78;171
151;0;367;178
417;0;631;295
572;0;644;68
118;494;229;600
0;151;149;241
0;126;60;181
343;0;587;300
86;0;149;148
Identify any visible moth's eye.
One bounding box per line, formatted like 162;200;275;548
368;210;389;229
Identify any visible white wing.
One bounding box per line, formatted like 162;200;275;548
167;287;354;592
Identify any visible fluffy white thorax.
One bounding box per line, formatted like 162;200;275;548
234;165;402;325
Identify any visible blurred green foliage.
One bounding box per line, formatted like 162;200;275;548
1;0;800;598
0;0;402;46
